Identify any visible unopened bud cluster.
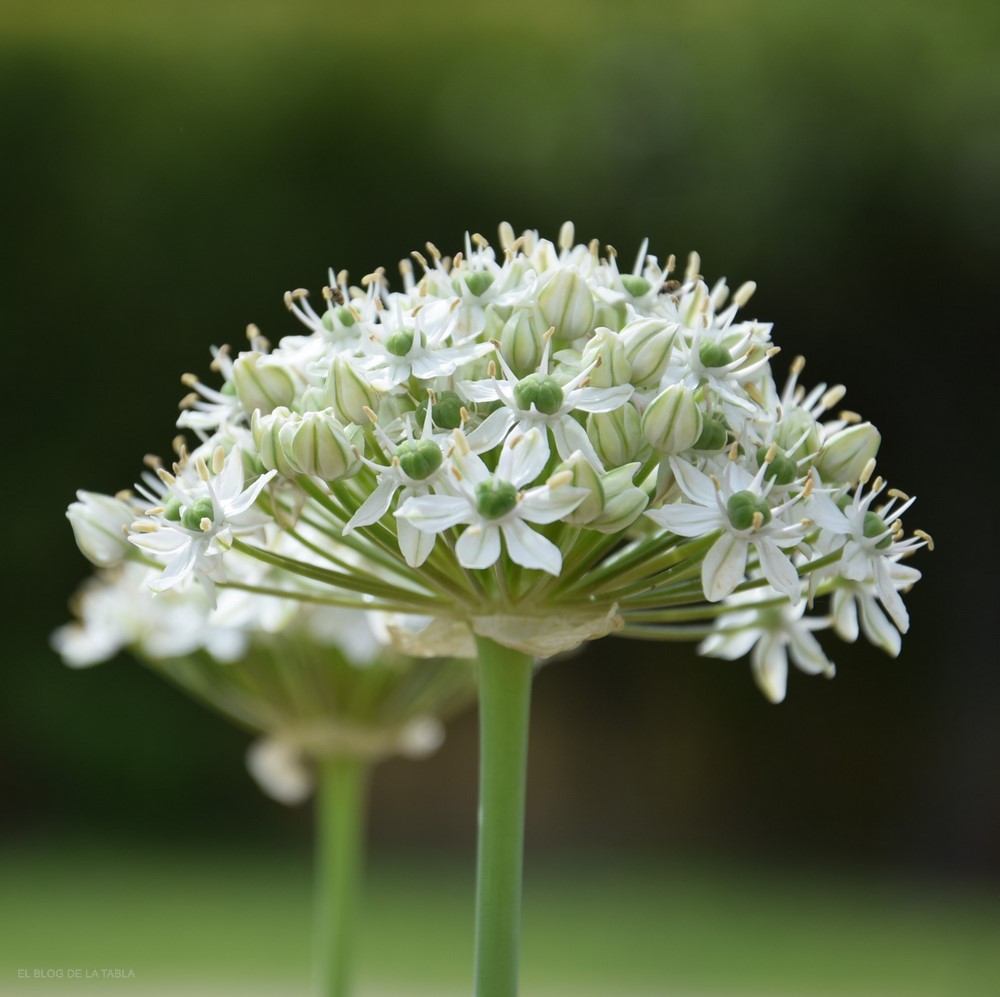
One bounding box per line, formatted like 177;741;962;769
65;223;929;702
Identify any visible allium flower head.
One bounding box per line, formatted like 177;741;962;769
67;223;930;700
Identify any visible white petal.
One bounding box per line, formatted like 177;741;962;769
669;457;717;507
455;523;502;569
832;588;859;642
458;378;503;404
646;503;722;537
397;516;436;567
754;538;802;604
569;384;634;413
246;739;313;805
465;407;515;453
874;558;910;633
499;427;550;487
787;626;833;676
344;476;398;532
395;494;471;532
859;594;902;657
225;470;277;516
517;484;589;524
550;415;603;469
501;519;562;574
699;627;760;661
752;634;788;703
702;534;748;602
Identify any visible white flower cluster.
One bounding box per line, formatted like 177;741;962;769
66;223;930;702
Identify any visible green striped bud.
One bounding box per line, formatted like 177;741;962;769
620;319;677;388
499;306;547;378
727;490;771;531
538;269;595;340
232;352;296;416
582;328;631;388
555;453;604;525
586;405;644;467
589;463;648;533
279;410;362;481
641;383;703;454
252;407;299;477
817;423;881;485
322;355;380;424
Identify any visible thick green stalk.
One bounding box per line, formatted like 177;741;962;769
474;637;534;997
314;756;368;997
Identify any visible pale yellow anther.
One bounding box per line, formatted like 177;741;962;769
349;306;362;322
558;221;575;251
459;407;470;424
411;250;428;269
132;521;157;534
665;253;676;275
871;475;884;492
453;429;471;457
487;360;497;378
837;410;861;424
195;456;210;481
728;442;740;461
684;251;701;283
498;221;515;250
801;476;815;499
178;392;198;409
588;238;599;256
199;517;213;532
548;470;573;489
509;236;526;254
246;324;260;341
336;270;349;286
751;511;764;531
821;385;847;410
172;436;187;457
472;232;489;250
543;326;556;340
859;458;877;485
509;433;524;450
114;489;133;501
765;443;778;462
710;473;722;491
425;242;441;261
914;529;935;551
733;281;757;308
888;488;909;500
398;259;413;277
579;376;591;388
745;383;765;406
766;346;781;358
791;355;806;375
410;303;424;318
283;291;294;309
181;372;199;387
605;244;617;258
144;454;163;469
449;298;461;313
362;405;379;424
145;506;165;517
212;447;226;474
452;251;464;269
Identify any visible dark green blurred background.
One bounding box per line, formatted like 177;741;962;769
3;1;999;992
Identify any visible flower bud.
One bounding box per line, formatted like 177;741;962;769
252;407;299;477
555;452;604;525
817;423;881;484
593;297;628;333
538;268;595;340
586;405;645;467
641;384;703;454
67;491;136;567
499;306;548;377
232;352;296;416
322;355;380;424
775;408;821;462
582;328;631;388
620;319;677;388
589;463;648;533
280;410;362;481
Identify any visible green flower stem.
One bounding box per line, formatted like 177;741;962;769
474;637;534;997
314;756;368;997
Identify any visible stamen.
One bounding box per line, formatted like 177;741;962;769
791;355;806;375
195;457;210;481
498;221;515;250
684;251;701;283
820;385;847;410
914;529;935;551
199;518;213;532
838;410;862;424
733;281;756;307
212;447;226;474
558;221;575;251
859;458;877;485
547;470;573;489
156;467;176;486
144;454;163;469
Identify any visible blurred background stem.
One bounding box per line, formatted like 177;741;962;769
474;638;534;997
314;755;368;997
